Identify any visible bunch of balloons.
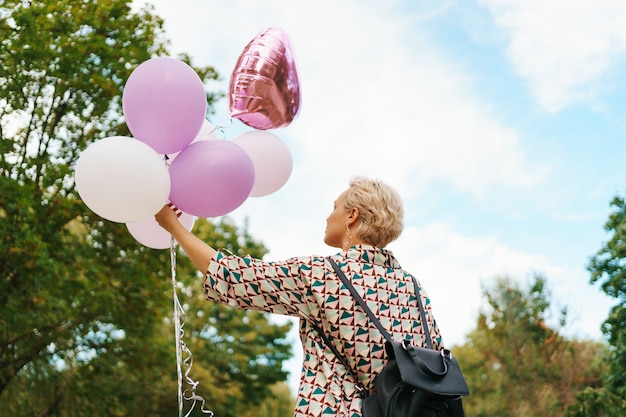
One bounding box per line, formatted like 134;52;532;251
75;27;300;249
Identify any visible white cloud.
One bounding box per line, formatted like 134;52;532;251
480;0;626;112
280;3;547;199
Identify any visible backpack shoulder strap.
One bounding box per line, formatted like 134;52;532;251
327;258;394;343
311;320;368;397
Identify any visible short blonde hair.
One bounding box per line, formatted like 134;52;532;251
343;176;404;247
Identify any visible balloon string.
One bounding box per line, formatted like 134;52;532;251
170;237;214;417
213;117;233;138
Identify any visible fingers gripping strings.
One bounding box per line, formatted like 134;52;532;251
170;236;213;417
168;202;183;218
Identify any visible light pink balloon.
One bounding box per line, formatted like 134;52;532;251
168;140;255;217
123;57;207;154
232;131;293;197
229;27;301;130
126;212;195;249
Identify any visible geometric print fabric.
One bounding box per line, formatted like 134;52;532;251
204;245;444;417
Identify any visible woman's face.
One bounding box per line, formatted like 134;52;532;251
324;190;349;248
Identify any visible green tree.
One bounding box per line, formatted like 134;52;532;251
0;0;168;405
565;387;625;417
566;194;626;415
0;1;292;416
587;195;626;394
241;382;296;417
455;275;607;417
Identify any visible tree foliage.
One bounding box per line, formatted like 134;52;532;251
587;195;626;392
0;1;293;416
240;382;296;417
455;275;607;417
566;194;626;414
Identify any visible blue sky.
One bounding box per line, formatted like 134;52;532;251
133;0;626;391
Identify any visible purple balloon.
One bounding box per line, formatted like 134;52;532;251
168;140;255;217
123;57;207;154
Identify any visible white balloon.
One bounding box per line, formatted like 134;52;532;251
232;131;293;197
75;136;171;223
126;212;195;249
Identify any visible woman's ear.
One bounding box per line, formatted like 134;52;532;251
346;207;360;225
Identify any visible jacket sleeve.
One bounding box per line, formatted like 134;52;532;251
203;251;325;320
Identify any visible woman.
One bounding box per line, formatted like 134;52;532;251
155;176;443;417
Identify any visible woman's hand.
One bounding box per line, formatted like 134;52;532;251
155;203;182;233
154;203;217;274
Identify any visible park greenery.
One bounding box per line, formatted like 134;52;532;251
1;1;625;416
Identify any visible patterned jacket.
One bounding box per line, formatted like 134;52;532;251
204;244;443;417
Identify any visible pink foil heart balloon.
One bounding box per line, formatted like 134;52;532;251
228;27;301;130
